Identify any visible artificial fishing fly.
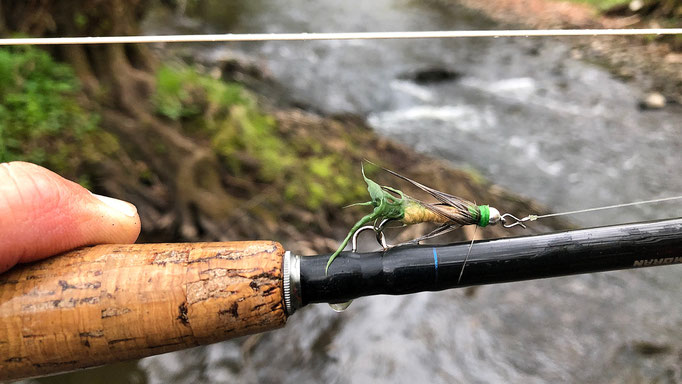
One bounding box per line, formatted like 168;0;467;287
326;164;504;273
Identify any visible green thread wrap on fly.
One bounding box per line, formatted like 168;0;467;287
477;205;490;227
467;205;490;227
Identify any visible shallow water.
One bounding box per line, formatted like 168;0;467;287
34;1;681;383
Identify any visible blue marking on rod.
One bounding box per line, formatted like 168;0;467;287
433;247;439;283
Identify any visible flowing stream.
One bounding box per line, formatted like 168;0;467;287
35;1;681;383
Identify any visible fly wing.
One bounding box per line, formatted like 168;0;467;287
378;165;476;210
375;164;478;224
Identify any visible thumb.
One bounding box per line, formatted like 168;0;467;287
0;161;141;273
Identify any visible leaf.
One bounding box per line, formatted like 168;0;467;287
343;201;373;208
362;163;384;205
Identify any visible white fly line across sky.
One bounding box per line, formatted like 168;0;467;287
0;28;681;45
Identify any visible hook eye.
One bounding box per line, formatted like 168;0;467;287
500;213;528;229
351;225;389;252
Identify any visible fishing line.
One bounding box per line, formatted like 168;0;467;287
1;28;681;45
457;226;477;284
502;194;682;228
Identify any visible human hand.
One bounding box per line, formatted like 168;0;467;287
0;162;141;274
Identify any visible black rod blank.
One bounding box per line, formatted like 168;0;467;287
300;218;682;305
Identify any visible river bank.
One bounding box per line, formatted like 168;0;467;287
457;0;682;104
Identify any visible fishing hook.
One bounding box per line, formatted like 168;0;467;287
351;219;390;252
334;220;390;313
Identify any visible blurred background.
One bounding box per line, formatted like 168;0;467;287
1;0;681;382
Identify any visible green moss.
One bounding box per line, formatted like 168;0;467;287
153;64;368;211
74;13;88;29
154;64;245;123
565;0;628;10
212;105;290;181
0;46;111;183
460;166;488;186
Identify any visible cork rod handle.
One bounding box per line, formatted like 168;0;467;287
0;241;288;381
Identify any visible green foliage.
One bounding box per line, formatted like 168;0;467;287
153;64;368;211
0;46;109;183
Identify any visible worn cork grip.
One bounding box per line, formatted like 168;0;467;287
0;241;287;381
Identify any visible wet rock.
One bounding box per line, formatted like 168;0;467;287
398;67;462;84
218;58;270;81
631;341;672;356
628;0;644;12
639;92;666;110
190;50;273;82
570;48;583;60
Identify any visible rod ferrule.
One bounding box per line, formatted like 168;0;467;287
283;251;302;316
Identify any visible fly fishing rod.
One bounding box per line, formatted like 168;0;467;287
1;219;682;380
